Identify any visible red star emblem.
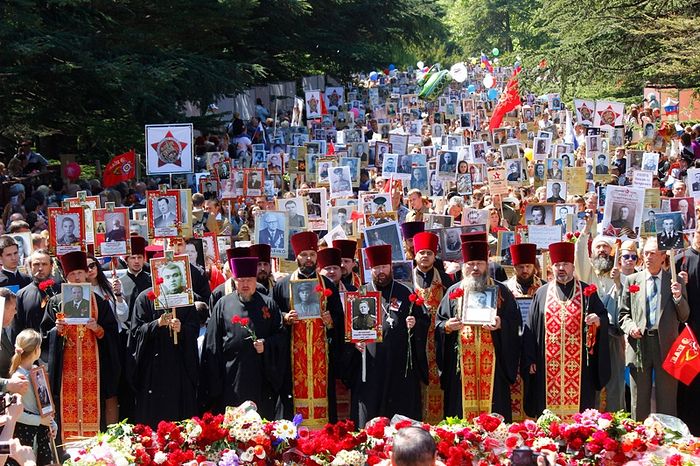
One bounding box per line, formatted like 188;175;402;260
597;105;620;126
151;131;188;167
492;171;502;180
579;103;593;121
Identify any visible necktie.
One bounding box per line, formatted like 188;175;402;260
647;276;658;328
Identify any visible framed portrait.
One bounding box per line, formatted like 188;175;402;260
461;287;497;325
8;232;32;265
546;159;563;180
382;154;398;176
132;208;147;222
546;180;567;204
290;279;321;320
60;283;93;324
462;208;489;226
641;208;658;236
317;158;338;187
345;291;382;342
329;165;354;198
688;168;700;199
93;206;130;257
339;156;361;188
424;214;452;229
410;166;430;191
470;141;487;163
150;254;194;309
254;210;289;257
505;159;524;184
329;206;356;237
146;190;181;239
533;137;549;160
388;133;409;154
500;143;519;160
201;233;220;264
145;123;194;175
214;160;231;180
303;188;328;231
374;141;392;168
391;261;413;287
217;236;231;259
243;168;264;197
185;238;205;269
277;197;307;229
593;153;610;177
655;212;686;251
497;230;516;265
363;221;405;261
554;204;576;232
525;203;555;226
669;197;696;231
440;227;463;261
66;193;101;244
267;152;284;175
30;366;55;417
600;186;645;238
48;206;84;256
437;151;458;179
199;178;219;201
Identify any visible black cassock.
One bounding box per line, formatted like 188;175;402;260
273;271;345;421
675;249;700;434
200;291;285;419
522;280;610;418
129;288;199;427
347;280;429;427
41;292;120;432
435;281;521;422
12;280;60;342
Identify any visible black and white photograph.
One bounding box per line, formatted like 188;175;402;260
462;208;488;226
56;213;81;246
61;283;92;324
278;197;307;229
329;165;354;197
363;221;405;261
317;159;337;186
374;141;391;168
500;143;519;160
150;255;195;309
525;203;554;226
586;135;600;155
185;238;205;269
497;231;515;265
461;286;497;325
244;168;264;197
506;159;523;183
30;366;54;416
547;159;563;180
594;153;609;175
104;212;127;243
340;156;361;187
655;212;685;250
554;204;576;233
351;297;378;332
600;185;645;238
397;154;413;175
670;197;696;231
429;172;445;197
533;162;546;187
641;152;659;172
470;141;487;162
689;169;700;198
410;166;429;191
546;180;567;203
440;227;463;261
382;153;398;175
199;178;219;200
533;137;549;159
468;163;486;185
391;261;413;286
291;279;321;319
456;173;472;195
437;151;458;178
254;210;289;257
304;188;328;230
424;214;452;229
330;206;356;237
641;208;658;236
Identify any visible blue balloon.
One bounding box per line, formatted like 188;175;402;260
487;89;499;100
369;71;378;81
389;64;396;71
467;84;476;93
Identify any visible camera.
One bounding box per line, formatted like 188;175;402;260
0;441;10;454
0;394;19;416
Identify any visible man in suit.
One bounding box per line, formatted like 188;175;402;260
692;172;700;192
658;218;683;250
677;199;696;231
285;200;305;228
154;197;176;228
595;154;609;174
247;172;262;190
64;285;90;318
106;218;127;242
547;160;562;179
619;237;689;420
546;182;565;203
258;213;285;249
57;216;79;245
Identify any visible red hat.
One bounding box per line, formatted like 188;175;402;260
400;221;425;241
249;244;271;263
460;232;488;243
332;239;357;259
510;243;537;266
291;231;319;256
364;245;392;268
461;241;489;263
60;251;88;276
317;247;342;269
226;247;251;261
413;232;439;254
145;244;164;261
549;242;574;264
130;236;147;256
230;257;258;278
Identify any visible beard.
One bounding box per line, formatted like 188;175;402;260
372;270;393;288
591;255;614;274
257;270;269;283
297;259;316;276
464;272;488;292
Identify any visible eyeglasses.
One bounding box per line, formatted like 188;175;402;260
87;263;97;269
622;254;638;261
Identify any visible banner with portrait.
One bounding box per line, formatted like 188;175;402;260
344;291;382;342
93;205;131;257
150;254;194;310
49;206;85;256
146;189;182;239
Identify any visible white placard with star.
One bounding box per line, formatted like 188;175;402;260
145;123;194;175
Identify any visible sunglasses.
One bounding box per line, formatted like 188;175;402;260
621;254;638;261
87;262;97;269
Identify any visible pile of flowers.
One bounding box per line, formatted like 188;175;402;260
66;403;700;466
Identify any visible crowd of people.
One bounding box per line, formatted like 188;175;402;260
0;62;700;464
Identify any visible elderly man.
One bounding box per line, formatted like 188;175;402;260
200;257;285;418
436;240;521;421
574;212;626;411
524;242;610;418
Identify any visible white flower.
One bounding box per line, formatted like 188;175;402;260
597;417;612;429
154;451;168;464
273;420;297;441
115;456;129;466
331;450;367;466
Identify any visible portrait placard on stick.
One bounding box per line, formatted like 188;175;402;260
146;189;181;239
345;291;382;343
93;205;130;257
150;254;194;310
66;192;101;244
48;206;85;256
30;366;55;417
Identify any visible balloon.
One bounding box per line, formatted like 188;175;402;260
423;67;429;72
65;162;81;181
384;69;390;75
483;74;494;89
492;48;500;56
369;71;378;81
449;63;468;83
487;89;499;100
493;58;499;64
350;108;360;119
389;64;396;71
467;84;476;93
524;148;534;161
417;61;425;69
470;57;478;65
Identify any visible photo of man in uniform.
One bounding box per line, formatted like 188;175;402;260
546;182;566;203
293;281;321;319
57;215;79;245
352;299;377;331
611;205;633;230
159;262;186;294
285;200;305;228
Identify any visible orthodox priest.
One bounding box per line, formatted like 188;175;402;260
523;241;611;419
333;239;362;290
210;247;250;310
12;249;57;340
250;244;275;296
129;261;200;427
273;231;344;425
412;231;455;424
200;257;285;419
41;251;120;441
349;244;429;427
436;240;521;422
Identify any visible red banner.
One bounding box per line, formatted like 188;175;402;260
103;149;136;188
663;325;700;386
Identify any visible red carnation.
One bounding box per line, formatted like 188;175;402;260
315;283;324;293
38;279;55;292
323;288;332;297
415;297;425;306
629;284;640;293
231;315;241;324
574;231;581;238
565;232;574;240
583;284;598;297
408;293;417;303
146;290;157;301
240;317;250;326
449;288;464;299
156;277;164;285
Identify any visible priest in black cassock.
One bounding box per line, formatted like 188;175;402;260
209;247;251;310
333;240;362;291
129;273;200;427
0;236;32;291
460;232;509;283
523;241;610;419
250;244;275;297
12;249;58;341
348;244;430;427
273;231;345;423
436;240;521;422
675;231;700;434
200;257;285;419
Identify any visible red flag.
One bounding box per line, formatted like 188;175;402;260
320;92;328;115
488;75;522;130
663;325;700;385
103;149;136;188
